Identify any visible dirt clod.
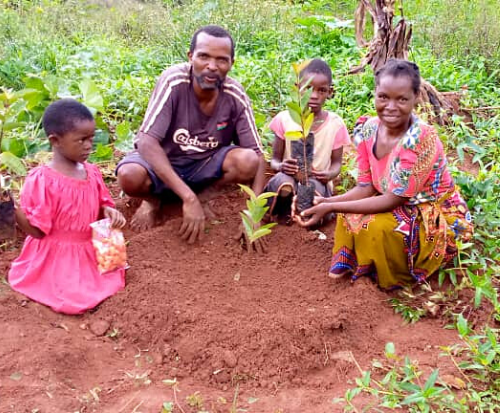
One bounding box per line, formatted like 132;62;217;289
89;320;110;336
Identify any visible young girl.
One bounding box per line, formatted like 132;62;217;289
296;60;473;289
9;99;126;314
265;59;351;222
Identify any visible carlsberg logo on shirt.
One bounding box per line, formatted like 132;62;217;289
173;128;219;153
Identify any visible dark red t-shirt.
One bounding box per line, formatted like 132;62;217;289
135;63;263;168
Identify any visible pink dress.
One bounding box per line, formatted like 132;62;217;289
9;163;125;314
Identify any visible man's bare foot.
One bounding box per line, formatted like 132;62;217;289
130;199;161;231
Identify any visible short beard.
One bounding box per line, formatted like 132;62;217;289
194;74;223;90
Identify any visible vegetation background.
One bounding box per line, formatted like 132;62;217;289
0;0;499;411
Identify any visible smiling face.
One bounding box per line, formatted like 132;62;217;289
51;119;95;163
375;74;418;131
188;32;233;92
301;72;332;114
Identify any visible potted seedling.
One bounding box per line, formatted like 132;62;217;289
284;61;316;214
239;184;277;247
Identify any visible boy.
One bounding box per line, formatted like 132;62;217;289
265;59;351;223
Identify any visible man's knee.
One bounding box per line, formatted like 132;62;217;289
116;163;151;196
225;148;259;181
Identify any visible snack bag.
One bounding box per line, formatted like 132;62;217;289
90;218;127;274
0;175;16;240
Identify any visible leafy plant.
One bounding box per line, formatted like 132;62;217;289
284;61;317;213
239;184;277;244
333;343;466;412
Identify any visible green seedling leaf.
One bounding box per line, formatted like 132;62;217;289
286;102;302;116
298;75;314;94
256;192;277;201
288;108;303;126
249;226;275;243
240;212;254;238
303;112;314;137
300;88;313;112
284;130;303;141
238;184;257;201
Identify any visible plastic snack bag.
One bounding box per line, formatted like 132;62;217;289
90;218;127;274
0;175;16;240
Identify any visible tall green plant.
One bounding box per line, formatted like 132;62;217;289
284;61;314;184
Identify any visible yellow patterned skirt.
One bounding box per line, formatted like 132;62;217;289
330;190;473;289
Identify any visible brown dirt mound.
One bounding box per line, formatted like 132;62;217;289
0;188;462;412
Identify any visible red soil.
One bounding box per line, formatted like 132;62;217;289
0;187;463;413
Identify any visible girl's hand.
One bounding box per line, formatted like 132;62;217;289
103;207;126;229
281;159;299;176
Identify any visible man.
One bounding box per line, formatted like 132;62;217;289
117;25;266;244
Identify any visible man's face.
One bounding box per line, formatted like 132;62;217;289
188;32;233;91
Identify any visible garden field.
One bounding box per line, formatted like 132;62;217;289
1;0;500;412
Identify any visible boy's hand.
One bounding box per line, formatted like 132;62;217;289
103;206;126;229
312;168;333;184
281;159;299;176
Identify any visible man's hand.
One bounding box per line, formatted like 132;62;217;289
179;197;205;244
311;168;333;184
281;159;299;176
103;206;127;229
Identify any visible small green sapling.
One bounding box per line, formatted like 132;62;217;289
284;61;316;213
239;184;277;244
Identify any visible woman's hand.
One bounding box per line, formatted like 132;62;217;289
291;195;327;226
103;206;127;229
295;202;333;227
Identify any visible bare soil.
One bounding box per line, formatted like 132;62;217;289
0;186;464;413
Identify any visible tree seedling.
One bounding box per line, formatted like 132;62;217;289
239;184;277;244
284;60;316;214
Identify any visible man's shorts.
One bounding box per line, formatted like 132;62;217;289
116;146;237;196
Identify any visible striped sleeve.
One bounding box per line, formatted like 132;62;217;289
223;80;264;155
136;64;191;144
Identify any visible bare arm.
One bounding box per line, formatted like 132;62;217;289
15;207;45;239
328;147;343;180
328;192;406;214
252;155;267;196
297;192;406;227
269;135;285;172
325;183;378;203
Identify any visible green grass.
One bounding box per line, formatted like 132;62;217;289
1;1;500;410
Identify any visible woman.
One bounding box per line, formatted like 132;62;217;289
296;59;473;289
